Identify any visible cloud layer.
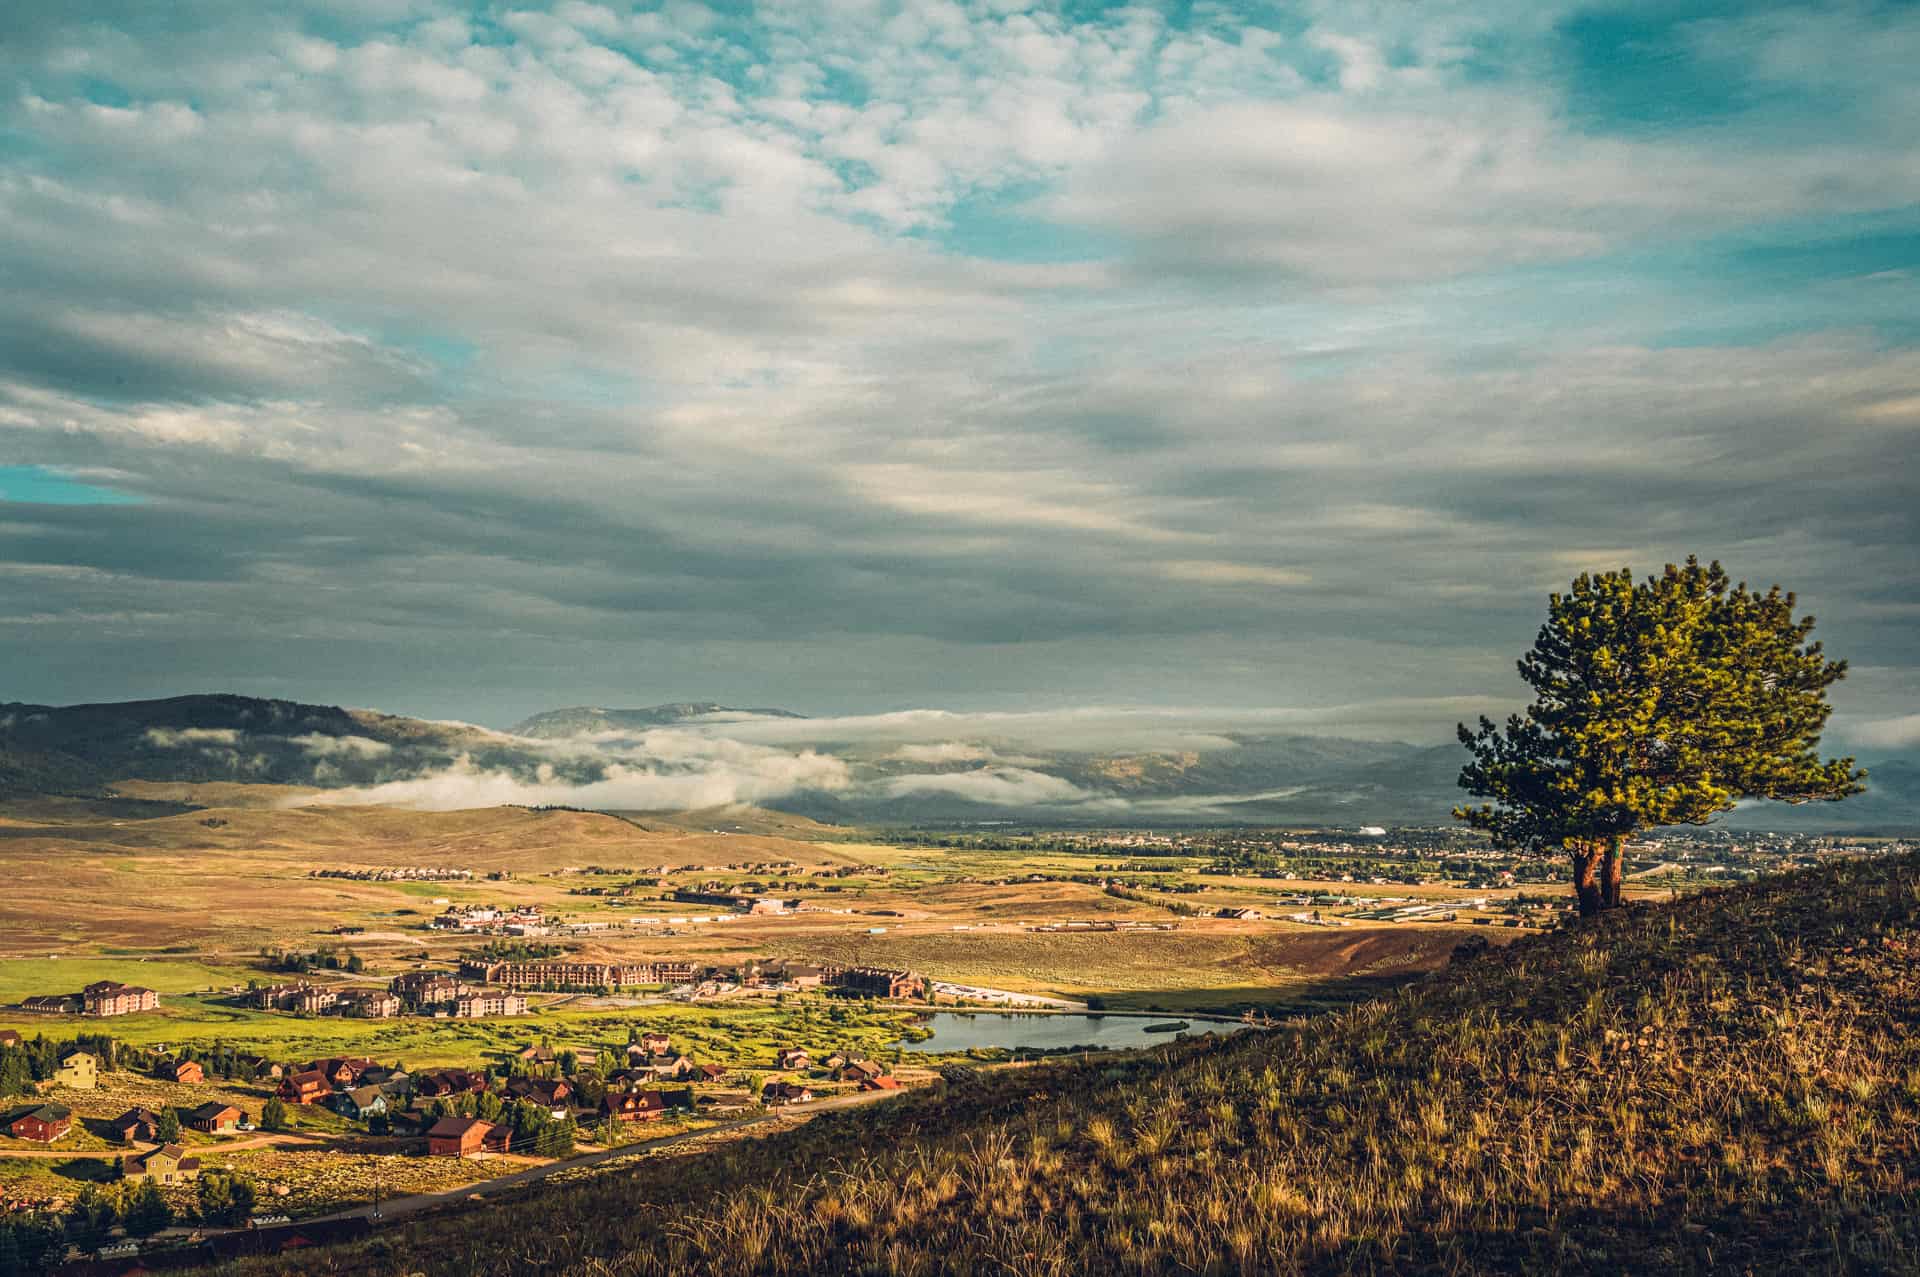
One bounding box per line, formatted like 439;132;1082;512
0;1;1914;737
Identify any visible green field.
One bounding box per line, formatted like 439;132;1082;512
0;995;928;1071
0;957;256;1003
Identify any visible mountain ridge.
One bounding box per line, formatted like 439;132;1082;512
1;693;1912;830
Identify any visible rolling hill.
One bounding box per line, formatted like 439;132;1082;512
1;694;1913;830
215;850;1920;1276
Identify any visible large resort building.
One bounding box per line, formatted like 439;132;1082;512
456;959;698;989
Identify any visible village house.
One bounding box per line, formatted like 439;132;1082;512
0;1030;19;1046
83;981;161;1017
639;1032;671;1055
505;1077;573;1117
833;1059;886;1084
184;1101;243;1133
250;982;313;1011
295;987;341;1015
236;1054;283;1080
631;1053;695;1082
343;989;401;1018
773;1047;811;1071
859;1075;902;1092
53;1049;97;1090
277;1070;332;1106
309;1057;378;1088
601;1090;669;1123
426;1115;507;1157
451;992;528;1018
760;1081;813;1106
124;1142;202;1185
389;971;472;1008
21;994;79;1015
829;966;926;999
108;1107;161;1143
163;1057;205;1085
7;1104;72;1142
696;1062;729;1082
413;1067;489;1097
334;1085;388;1120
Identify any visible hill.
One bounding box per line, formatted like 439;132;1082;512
217;851;1920;1276
3;694;1913;830
509;703;807;738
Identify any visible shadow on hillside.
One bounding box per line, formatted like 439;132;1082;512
49;1156;119;1184
1365;1184;1920;1274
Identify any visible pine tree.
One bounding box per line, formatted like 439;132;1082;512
1457;558;1862;915
155;1108;181;1142
125;1180;172;1237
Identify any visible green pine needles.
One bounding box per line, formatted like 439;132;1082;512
1456;557;1863;915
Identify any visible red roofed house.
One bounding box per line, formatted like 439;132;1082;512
165;1057;205;1085
8;1104;72;1143
109;1107;162;1143
185;1101;243;1133
278;1070;332;1106
426;1116;497;1158
761;1081;813;1106
859;1075;902;1091
601;1090;669;1123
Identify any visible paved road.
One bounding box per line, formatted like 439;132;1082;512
307;1088;899;1226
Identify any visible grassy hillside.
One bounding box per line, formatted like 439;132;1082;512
218;852;1920;1276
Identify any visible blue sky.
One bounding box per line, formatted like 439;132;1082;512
0;0;1916;753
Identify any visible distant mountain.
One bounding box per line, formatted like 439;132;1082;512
509;703;806;738
0;693;527;792
1;694;1912;831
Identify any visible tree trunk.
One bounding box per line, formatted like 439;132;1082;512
1570;843;1603;917
1600;835;1626;910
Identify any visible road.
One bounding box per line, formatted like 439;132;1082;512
0;1131;324;1161
306;1087;900;1226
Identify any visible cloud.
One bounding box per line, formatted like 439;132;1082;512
144;727;241;748
1847;714;1920;751
881;766;1091;807
888;741;999;765
0;1;1912;738
292;734;851;812
288;733;393;759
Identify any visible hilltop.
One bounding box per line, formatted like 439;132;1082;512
217;851;1920;1276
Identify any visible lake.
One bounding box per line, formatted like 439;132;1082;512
895;1011;1246;1053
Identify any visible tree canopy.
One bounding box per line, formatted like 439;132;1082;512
1456;558;1862;914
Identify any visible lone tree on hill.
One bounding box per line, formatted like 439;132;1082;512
1455;558;1862;916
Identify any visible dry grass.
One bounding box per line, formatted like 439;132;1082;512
213;851;1920;1277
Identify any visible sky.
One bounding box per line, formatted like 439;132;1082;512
1;0;1917;751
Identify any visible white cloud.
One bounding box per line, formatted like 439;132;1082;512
881;765;1090;806
288;733;394;759
1848;714;1920;751
144;727;241;748
292;734;851;812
